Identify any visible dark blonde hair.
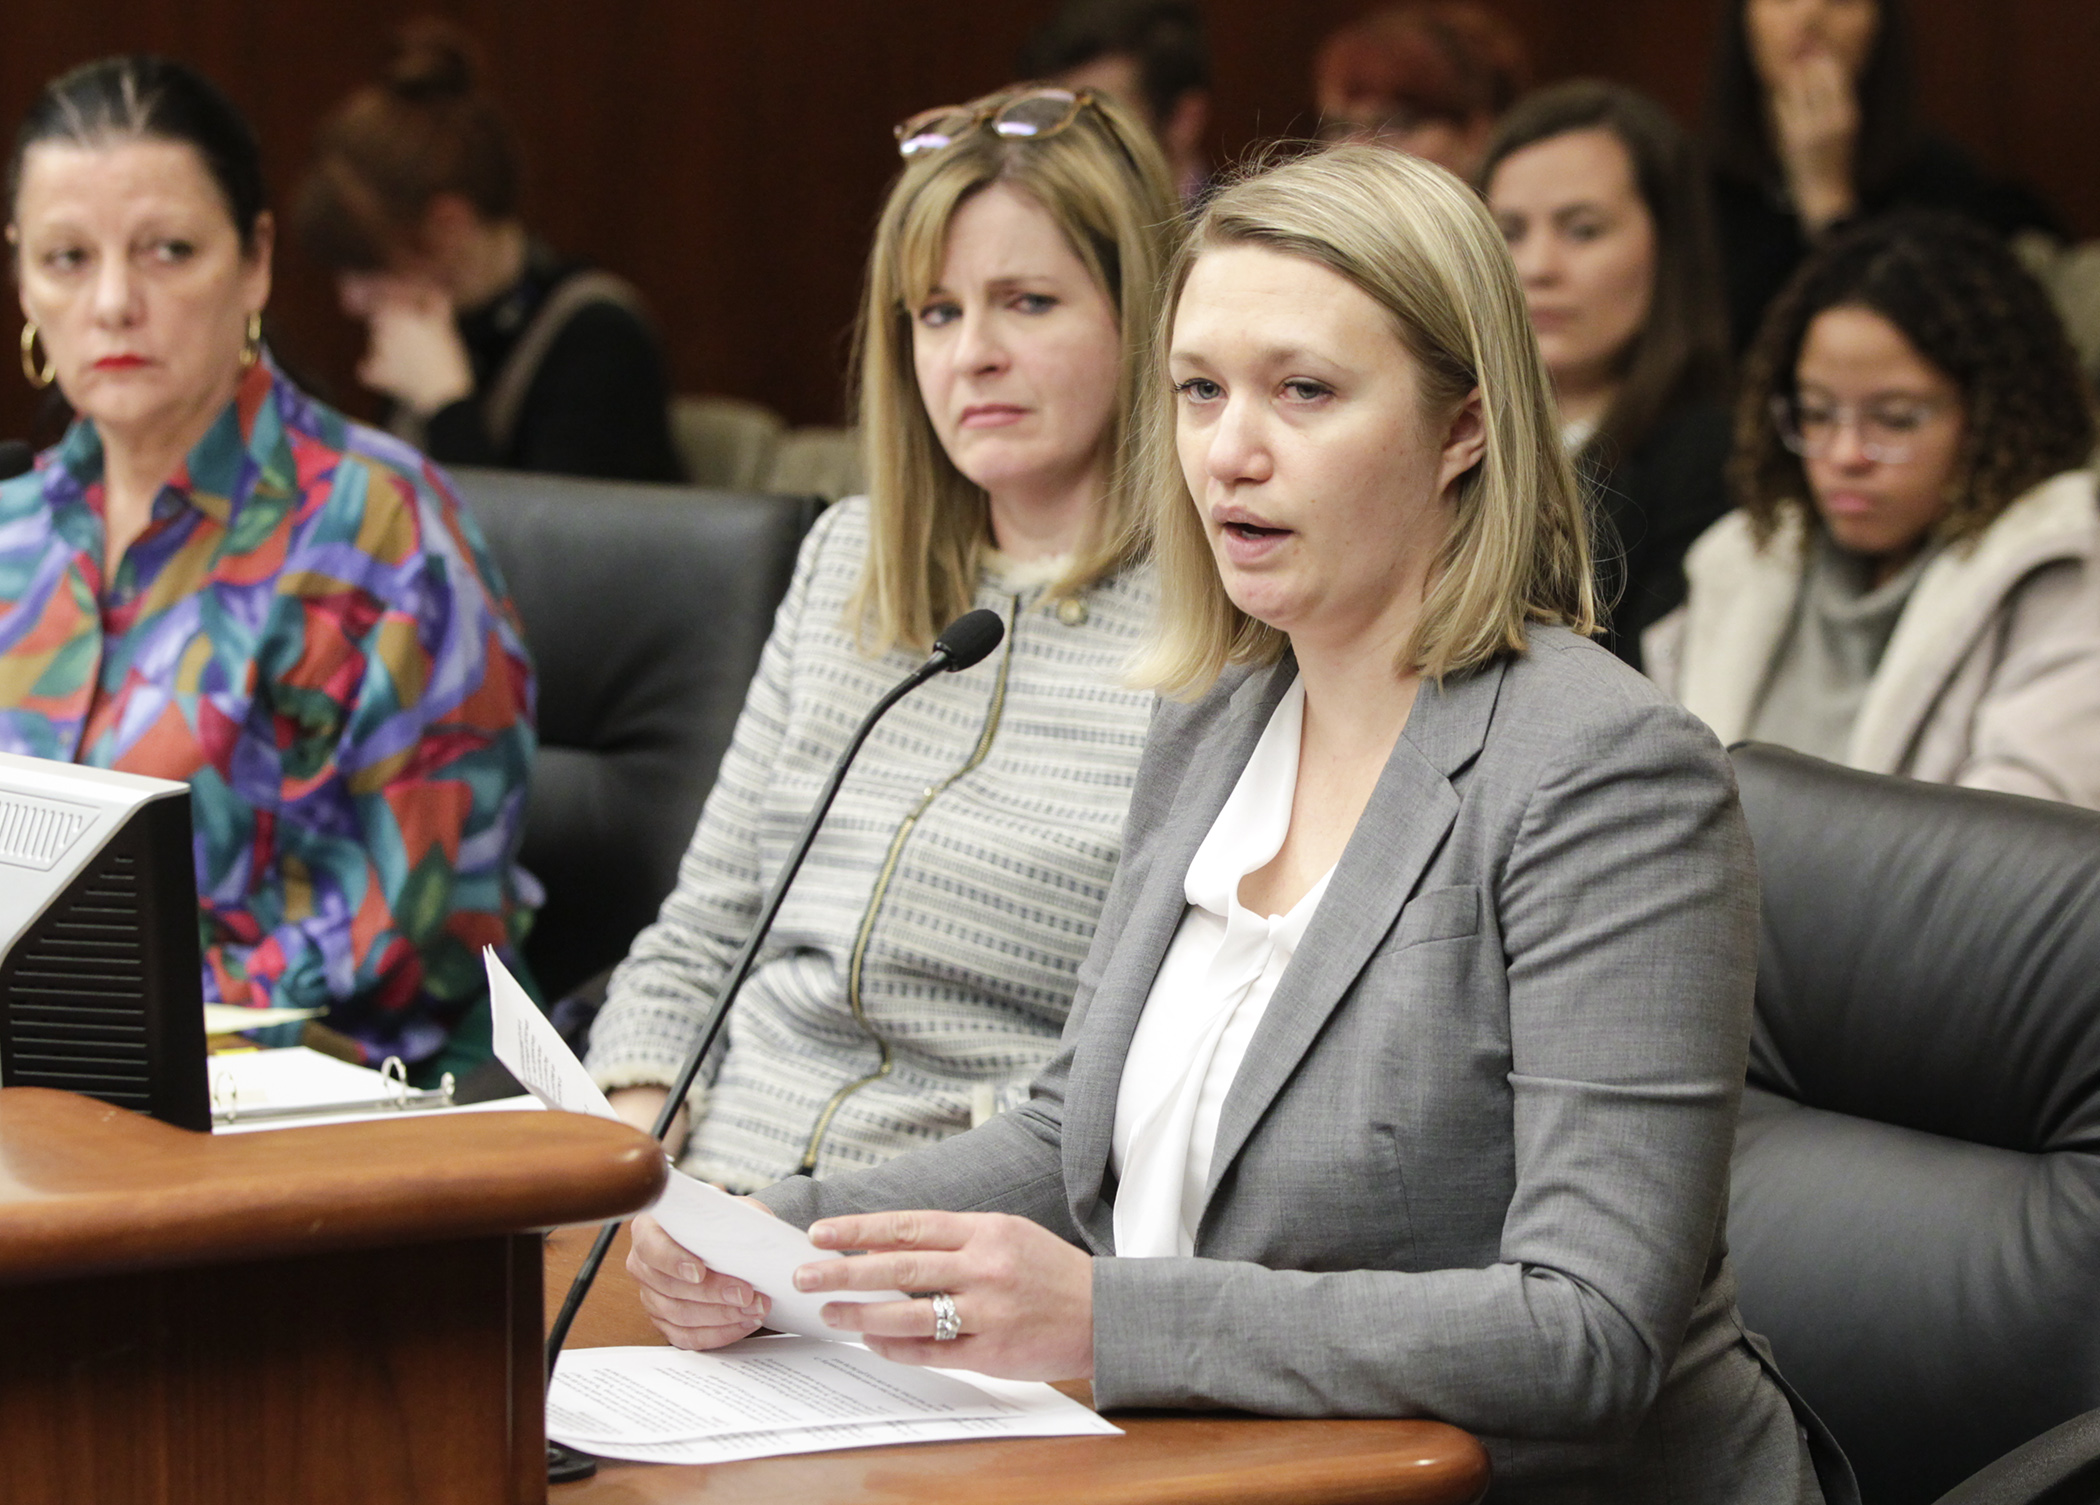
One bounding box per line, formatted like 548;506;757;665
1134;144;1595;697
850;86;1181;654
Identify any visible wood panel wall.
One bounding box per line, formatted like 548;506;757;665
2;0;2093;443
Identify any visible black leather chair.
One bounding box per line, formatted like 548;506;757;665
1937;1406;2100;1505
1727;745;2100;1505
452;468;819;1002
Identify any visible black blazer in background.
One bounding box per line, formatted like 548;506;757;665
1713;133;2066;354
1589;398;1734;672
415;242;684;485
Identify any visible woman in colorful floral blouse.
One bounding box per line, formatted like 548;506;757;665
2;56;538;1077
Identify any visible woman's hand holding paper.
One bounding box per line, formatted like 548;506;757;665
628;1210;774;1350
795;1210;1095;1381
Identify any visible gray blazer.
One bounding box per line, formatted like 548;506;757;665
762;628;1850;1503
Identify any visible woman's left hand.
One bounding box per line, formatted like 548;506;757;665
795;1210;1094;1381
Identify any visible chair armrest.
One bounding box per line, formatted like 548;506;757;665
1933;1407;2100;1505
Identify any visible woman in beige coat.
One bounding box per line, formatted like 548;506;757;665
1646;212;2100;808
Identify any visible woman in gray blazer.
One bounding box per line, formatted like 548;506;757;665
630;145;1850;1503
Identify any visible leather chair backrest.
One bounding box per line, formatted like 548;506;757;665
452;468;819;1000
1728;744;2100;1505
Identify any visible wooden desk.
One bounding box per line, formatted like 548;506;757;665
546;1224;1491;1505
0;1088;666;1505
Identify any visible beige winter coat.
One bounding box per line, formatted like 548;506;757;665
1645;469;2100;809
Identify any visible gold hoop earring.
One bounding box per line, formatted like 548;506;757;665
238;310;263;371
18;321;54;389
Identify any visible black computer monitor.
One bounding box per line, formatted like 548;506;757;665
0;752;208;1131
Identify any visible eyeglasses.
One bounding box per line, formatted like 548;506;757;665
1769;393;1953;465
894;87;1100;159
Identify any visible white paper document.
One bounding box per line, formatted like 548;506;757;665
203;1003;324;1036
208;1045;389;1112
548;1338;1012;1443
208;1045;545;1134
484;949;906;1336
546;1340;1119;1463
485;950;621;1121
649;1171;912;1338
490;950;1120;1463
213;1093;545;1134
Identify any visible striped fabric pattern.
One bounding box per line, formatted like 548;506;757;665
587;497;1156;1190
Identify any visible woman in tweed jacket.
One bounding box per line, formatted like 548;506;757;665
585;86;1180;1190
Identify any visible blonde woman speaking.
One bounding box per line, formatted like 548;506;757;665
628;146;1851;1502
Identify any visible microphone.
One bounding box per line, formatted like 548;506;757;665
544;607;1007;1404
0;441;34;482
929;606;1005;674
629;604;1005;1156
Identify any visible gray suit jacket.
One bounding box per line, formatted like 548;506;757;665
762;628;1850;1503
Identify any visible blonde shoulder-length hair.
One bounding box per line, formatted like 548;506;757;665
1133;143;1596;697
849;86;1182;654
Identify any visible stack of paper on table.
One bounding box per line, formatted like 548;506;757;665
487;950;1121;1461
545;1338;1118;1463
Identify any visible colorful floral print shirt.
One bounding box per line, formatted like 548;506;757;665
0;359;539;1065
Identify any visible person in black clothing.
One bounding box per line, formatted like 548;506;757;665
1016;0;1213;207
1483;81;1736;669
1707;0;2063;352
293;19;681;483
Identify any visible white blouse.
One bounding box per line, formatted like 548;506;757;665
1110;677;1334;1258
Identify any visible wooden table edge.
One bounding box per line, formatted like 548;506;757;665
545;1222;1491;1505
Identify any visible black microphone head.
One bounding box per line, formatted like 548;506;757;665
0;441;33;483
932;608;1005;671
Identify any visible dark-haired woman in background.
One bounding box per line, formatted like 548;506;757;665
1483;81;1734;666
1648;213;2100;809
1707;0;2063;351
295;19;681;482
2;56;537;1075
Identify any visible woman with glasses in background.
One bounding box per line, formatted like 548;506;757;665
585;86;1179;1190
1647;212;2100;809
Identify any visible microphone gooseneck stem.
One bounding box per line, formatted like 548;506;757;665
643;661;947;1138
544;640;966;1377
547;1222;624;1377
